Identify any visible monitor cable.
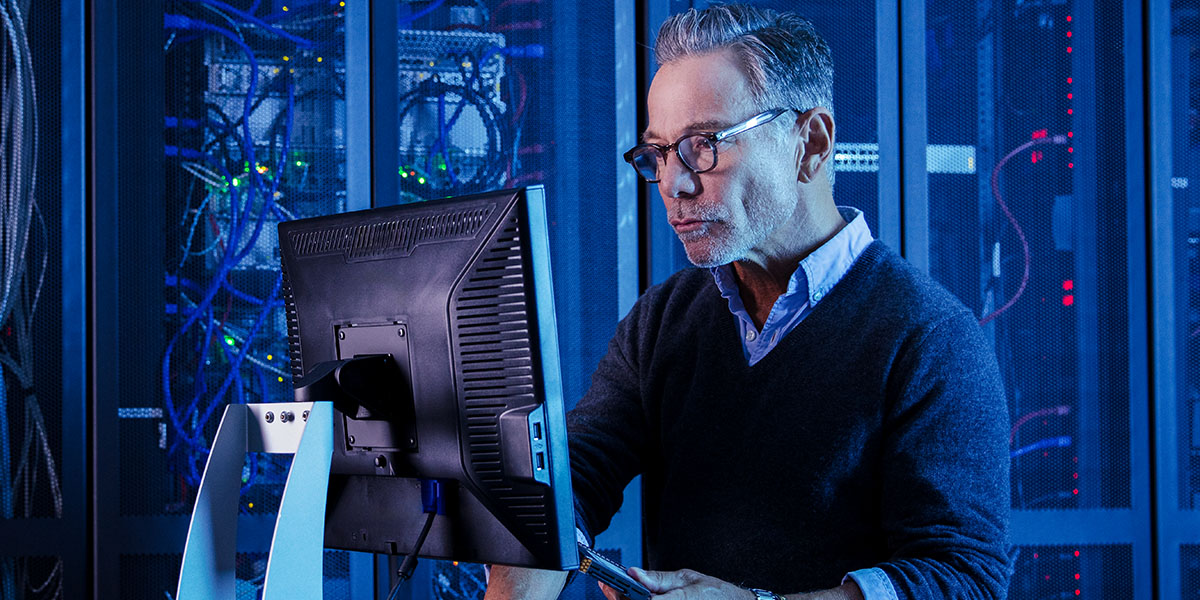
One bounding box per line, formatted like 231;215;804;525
386;511;438;600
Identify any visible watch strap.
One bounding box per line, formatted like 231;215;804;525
747;588;783;600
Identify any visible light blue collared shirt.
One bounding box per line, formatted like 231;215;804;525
709;206;898;600
711;206;876;366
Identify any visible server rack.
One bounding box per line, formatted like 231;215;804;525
0;1;88;599
923;1;1152;598
88;1;639;598
1153;1;1200;599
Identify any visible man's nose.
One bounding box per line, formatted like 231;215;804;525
658;153;698;199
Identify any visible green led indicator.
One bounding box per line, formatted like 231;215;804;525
224;335;235;346
295;160;303;167
231;179;240;187
417;177;426;185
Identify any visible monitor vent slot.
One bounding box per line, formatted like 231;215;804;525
289;206;493;260
281;262;304;381
451;214;552;546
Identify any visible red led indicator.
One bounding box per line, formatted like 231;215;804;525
1063;280;1074;290
1068;131;1074;138
1067;46;1073;53
1046;575;1051;581
1075;574;1081;580
1068;108;1074;115
1075;550;1081;556
1067;77;1073;84
1067;15;1073;22
1073;472;1079;479
1075;590;1081;596
1068;162;1075;168
1063;295;1075;306
1034;553;1040;559
1068;147;1074;153
1067;93;1073;99
1073;488;1079;494
1067;31;1073;37
1032;129;1048;140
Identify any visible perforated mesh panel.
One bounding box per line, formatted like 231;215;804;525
1184;545;1200;600
1175;0;1200;512
0;0;67;526
1010;544;1132;599
127;0;349;521
0;556;62;600
926;0;1132;511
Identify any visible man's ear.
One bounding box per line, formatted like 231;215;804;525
794;107;835;184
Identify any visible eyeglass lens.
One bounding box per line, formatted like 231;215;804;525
630;135;717;182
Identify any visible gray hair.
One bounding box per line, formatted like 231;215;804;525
654;4;836;184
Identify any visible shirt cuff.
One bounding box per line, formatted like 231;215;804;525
843;568;898;600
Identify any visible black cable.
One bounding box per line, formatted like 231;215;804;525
386;511;438;600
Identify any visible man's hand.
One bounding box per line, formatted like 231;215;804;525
599;567;751;599
483;564;568;600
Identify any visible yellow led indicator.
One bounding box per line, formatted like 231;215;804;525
283;55;290;61
282;5;288;11
278;376;284;383
317;57;324;63
340;1;345;5
248;502;254;508
289;68;294;74
273;68;280;74
266;354;273;361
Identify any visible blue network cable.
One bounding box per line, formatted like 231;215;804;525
398;0;447;27
182;0;316;48
1009;436;1072;459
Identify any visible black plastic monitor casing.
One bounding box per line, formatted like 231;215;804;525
277;186;578;570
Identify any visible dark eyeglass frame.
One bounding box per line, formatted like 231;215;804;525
622;107;795;183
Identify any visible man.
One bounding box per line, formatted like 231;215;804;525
487;5;1010;600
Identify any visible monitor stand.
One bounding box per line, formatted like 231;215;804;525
175;401;334;600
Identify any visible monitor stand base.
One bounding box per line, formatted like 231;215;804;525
175;401;335;600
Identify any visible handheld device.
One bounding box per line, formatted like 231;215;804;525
577;542;652;600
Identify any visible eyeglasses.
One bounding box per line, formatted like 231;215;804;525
622;108;794;183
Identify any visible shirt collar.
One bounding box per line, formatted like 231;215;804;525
710;206;873;308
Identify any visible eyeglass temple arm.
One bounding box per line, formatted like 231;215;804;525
713;108;791;141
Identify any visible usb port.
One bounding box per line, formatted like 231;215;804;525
535;452;545;471
533;423;542;440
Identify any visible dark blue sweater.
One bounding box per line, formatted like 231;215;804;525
566;241;1011;599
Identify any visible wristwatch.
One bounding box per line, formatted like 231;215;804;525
747;588;783;600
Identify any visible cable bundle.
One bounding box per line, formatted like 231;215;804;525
163;1;307;497
1;0;61;597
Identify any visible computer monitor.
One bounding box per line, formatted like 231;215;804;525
277;186;578;571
